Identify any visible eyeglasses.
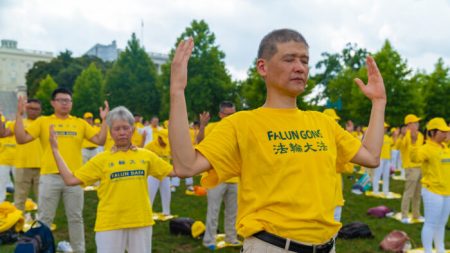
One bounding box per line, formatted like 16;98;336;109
54;98;72;104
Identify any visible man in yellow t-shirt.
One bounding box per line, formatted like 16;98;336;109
145;129;172;215
169;29;386;252
197;101;240;249
14;88;109;253
0;119;17;203
0;98;42;212
81;112;100;164
397;114;425;223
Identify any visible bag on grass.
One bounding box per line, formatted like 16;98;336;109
15;220;55;253
379;230;410;252
338;222;374;239
169;217;195;236
351;173;372;194
367;205;392;218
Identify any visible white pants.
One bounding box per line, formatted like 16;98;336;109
171;177;193;187
421;188;450;253
372;159;390;195
96;226;152;253
334;206;342;222
147;176;171;214
0;165;14;202
82;148;99;164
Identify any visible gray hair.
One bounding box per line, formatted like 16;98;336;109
106;106;134;129
257;29;309;60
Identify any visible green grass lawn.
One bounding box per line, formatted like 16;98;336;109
1;172;449;252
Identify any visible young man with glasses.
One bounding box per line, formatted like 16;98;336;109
14;88;109;253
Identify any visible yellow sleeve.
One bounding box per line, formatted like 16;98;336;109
25;117;42;139
74;154;105;186
410;146;428;164
196;118;240;187
334;120;362;164
83;120;98;140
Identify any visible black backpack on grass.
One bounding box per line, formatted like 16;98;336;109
15;220;55;253
169;217;195;236
338;222;374;239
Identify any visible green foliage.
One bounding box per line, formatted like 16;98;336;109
35;74;58;115
239;60;266;109
422;58;450;122
72;63;105;118
374;40;421;127
26;51;111;97
159;20;234;121
104;33;160;117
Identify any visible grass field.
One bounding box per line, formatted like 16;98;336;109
1;172;449;252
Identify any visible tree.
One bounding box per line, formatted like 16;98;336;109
239;60;266;109
72;63;105;118
312;43;368;107
104;33;160;117
422;58;450;122
159;20;234;121
35;75;58;115
26;51;111;98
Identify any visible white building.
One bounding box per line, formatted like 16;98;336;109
85;41;168;73
0;39;53;119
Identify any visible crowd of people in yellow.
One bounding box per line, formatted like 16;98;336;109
0;28;448;253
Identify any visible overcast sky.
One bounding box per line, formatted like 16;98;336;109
1;0;449;80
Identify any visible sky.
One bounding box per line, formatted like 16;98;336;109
1;0;449;81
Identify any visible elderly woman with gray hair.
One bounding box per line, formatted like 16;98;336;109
49;106;175;253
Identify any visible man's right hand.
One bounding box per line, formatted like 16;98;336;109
17;96;26;116
170;38;194;94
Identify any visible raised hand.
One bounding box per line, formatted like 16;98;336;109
170;38;194;93
49;124;58;150
99;100;109;121
199;111;210;127
345;120;354;132
354;56;386;104
17;96;26;116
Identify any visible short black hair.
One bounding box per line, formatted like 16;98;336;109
258;29;309;60
51;87;72;100
219;101;235;112
27;98;41;105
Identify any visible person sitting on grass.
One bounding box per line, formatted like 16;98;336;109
49;106;174;253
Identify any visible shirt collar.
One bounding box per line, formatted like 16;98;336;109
110;144;138;153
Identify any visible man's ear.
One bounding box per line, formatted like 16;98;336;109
256;58;267;78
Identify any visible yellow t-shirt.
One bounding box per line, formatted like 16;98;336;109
196;107;361;244
396;130;424;169
74;148;172;232
144;141;171;163
103;131;115;152
0;134;16;166
411;140;450;195
189;128;199;145
8;119;42;168
82;125;100;148
131;125;144;147
380;134;393;159
26;115;98;174
204;122;239;184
